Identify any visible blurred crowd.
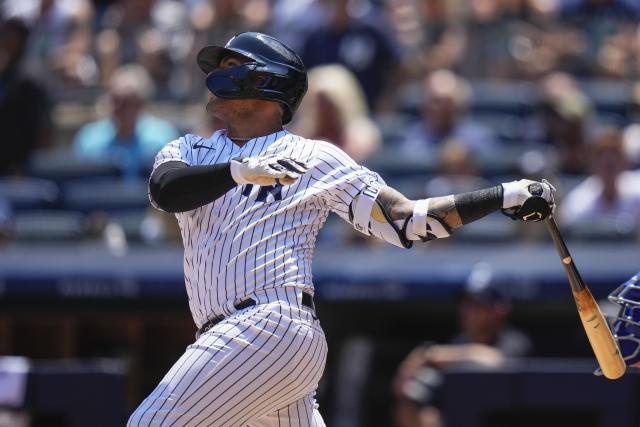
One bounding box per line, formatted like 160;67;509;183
1;0;640;246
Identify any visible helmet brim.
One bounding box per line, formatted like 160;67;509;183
197;45;253;74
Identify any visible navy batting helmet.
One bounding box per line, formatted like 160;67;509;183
197;32;307;124
608;272;640;368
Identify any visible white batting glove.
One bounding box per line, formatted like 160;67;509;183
230;154;309;186
501;179;556;221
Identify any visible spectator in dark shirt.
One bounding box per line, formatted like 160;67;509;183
301;0;399;110
523;72;592;174
559;0;640;21
0;18;52;176
393;263;532;427
558;0;640;77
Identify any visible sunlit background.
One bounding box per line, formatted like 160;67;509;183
0;0;640;426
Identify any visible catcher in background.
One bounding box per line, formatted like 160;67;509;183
604;272;640;371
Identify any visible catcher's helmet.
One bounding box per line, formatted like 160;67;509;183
608;272;640;367
197;32;307;124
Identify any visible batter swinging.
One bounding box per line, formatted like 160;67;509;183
128;32;555;426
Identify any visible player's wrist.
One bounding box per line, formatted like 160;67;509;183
403;198;452;241
501;180;523;209
453;185;503;224
229;158;250;185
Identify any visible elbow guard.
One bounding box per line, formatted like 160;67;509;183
349;185;412;249
349;189;452;248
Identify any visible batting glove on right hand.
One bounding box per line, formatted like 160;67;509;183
230;154;309;186
501;179;556;221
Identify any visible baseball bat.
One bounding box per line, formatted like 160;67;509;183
545;217;626;379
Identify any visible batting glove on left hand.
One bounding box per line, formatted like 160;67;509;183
230;154;309;186
501;179;556;221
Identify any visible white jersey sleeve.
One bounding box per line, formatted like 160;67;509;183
312;141;385;228
148;136;195;211
152;136;194;170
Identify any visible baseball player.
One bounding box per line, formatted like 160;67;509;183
127;32;556;426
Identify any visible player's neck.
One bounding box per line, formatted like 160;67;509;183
226;119;283;146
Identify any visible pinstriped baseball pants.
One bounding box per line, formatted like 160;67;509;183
127;301;328;427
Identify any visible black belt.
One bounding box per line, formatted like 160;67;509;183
198;292;315;335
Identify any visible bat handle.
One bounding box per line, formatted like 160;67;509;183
545;217;586;292
545;217;569;258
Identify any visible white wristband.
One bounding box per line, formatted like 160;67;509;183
229;159;250;185
501;181;521;209
404;198;451;241
410;199;430;238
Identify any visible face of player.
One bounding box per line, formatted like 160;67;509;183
205;54;279;125
205;54;246;113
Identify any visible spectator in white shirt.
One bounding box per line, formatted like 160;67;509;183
560;127;640;237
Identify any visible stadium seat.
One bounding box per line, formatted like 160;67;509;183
470;112;527;143
564;218;637;242
28;149;121;183
580;79;633;119
470;80;536;117
0;178;59;210
13;210;88;242
107;209;148;242
364;147;438;177
453;214;519;243
62;179;149;212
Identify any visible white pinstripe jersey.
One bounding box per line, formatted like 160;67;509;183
151;129;384;328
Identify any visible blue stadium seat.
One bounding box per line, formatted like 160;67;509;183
28;149;121;183
13;210;88;241
0;178;59;210
580;79;633;119
62;179;149;212
364;147;438;177
107;209;148;241
453;214;519;243
469;80;536;116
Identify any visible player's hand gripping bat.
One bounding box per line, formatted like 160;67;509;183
545;216;626;379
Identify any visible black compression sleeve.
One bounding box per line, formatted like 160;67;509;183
453;185;503;225
149;161;237;213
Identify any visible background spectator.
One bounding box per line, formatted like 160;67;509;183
301;0;400;110
397;69;498;162
560;126;640;238
3;0;97;90
267;0;327;52
393;263;532;427
558;0;640;78
424;139;492;196
292;64;381;162
72;64;179;179
0;18;52;176
523;72;593;174
1;2;640;425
